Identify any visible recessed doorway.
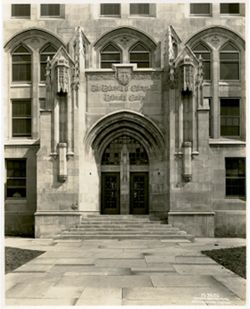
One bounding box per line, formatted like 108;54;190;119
101;135;149;214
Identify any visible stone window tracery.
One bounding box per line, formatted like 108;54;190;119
188;28;244;140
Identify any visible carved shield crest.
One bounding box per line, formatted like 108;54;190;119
115;68;132;86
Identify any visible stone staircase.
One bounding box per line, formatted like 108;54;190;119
55;215;194;241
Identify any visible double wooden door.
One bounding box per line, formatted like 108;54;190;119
101;172;148;214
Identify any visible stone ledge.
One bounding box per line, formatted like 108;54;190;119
169;212;215;216
35;212;81;216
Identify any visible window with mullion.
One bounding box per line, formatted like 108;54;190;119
12;45;31;82
225;158;245;198
12;100;32;137
6;159;27;198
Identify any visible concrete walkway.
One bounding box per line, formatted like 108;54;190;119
5;237;246;306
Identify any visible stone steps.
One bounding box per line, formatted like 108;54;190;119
55;215;194;241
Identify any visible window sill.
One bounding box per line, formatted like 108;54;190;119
220;13;241;16
40;16;64;19
209;138;246;146
189;14;212;17
11;16;31;19
4;139;40;146
11;83;32;88
224;197;246;201
99;15;121;18
219;80;241;85
5;199;27;204
129;15;156;18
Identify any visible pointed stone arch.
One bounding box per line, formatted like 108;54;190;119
186;26;245;50
94;26;157;50
4;27;65;51
85;110;165;162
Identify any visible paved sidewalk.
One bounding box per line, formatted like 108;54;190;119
5;237;246;306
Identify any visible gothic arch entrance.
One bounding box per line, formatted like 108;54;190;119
85;110;165;216
101;135;149;214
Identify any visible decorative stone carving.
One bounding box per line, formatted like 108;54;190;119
181;55;194;94
56;56;69;94
196;55;204;108
120;36;130;46
210;35;220;47
114;65;133;86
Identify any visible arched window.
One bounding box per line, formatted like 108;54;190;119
40;44;57;81
100;43;121;68
12;45;31;82
193;42;211;80
220;42;240;80
129;42;151;68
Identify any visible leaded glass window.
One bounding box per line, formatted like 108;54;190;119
102;136;149;165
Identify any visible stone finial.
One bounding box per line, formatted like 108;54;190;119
168;27;176;88
168;27;175;63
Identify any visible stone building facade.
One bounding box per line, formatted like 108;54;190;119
3;2;246;237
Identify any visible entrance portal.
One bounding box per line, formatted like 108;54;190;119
101;135;149;214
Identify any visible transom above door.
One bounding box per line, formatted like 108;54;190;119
101;135;149;214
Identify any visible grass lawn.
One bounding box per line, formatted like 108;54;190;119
202;246;246;279
5;247;45;274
